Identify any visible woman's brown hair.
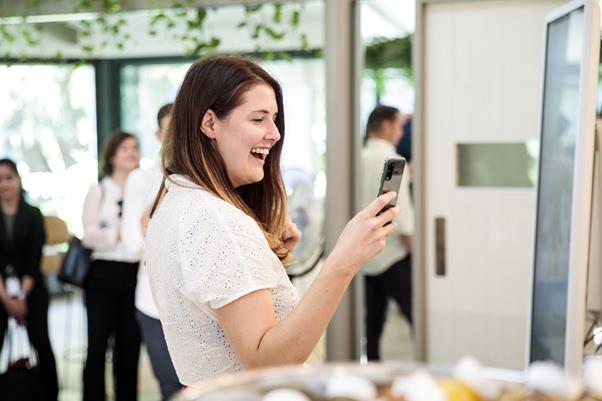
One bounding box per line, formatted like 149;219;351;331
101;130;139;177
154;55;291;265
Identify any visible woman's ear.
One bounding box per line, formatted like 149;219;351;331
200;109;218;139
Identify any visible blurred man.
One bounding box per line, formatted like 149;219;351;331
122;103;181;400
361;105;415;360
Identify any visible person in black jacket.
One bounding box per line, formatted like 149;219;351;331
0;158;58;401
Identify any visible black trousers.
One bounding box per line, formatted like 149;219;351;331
83;260;140;401
364;255;412;361
135;310;181;401
0;283;58;401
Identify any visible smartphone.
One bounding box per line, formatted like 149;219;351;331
376;157;406;215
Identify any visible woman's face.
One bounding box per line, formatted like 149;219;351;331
211;84;281;188
111;137;140;175
0;165;21;202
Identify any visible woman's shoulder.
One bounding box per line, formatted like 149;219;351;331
19;199;42;219
163;177;262;238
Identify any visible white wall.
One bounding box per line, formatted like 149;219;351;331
419;0;565;369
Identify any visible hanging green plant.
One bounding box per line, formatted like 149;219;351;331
0;0;311;62
364;36;412;76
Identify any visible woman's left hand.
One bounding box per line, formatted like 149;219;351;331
282;219;302;252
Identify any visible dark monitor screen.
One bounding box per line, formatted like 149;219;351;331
530;6;585;365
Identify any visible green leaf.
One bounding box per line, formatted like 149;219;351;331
264;27;285;40
273;4;282;24
209;36;220;48
82;45;94;53
108;1;121;13
300;32;308;50
291;10;300;27
196;8;207;27
150;13;166;27
245;5;262;15
0;26;16;43
148;29;157;36
251;25;261;39
237;21;246;29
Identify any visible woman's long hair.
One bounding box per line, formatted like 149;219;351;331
153;55;291;265
0;158;24;200
101;130;139;177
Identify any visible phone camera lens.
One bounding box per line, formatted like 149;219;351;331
386;166;394;180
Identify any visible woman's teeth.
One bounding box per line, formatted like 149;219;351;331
251;147;269;155
250;148;269;160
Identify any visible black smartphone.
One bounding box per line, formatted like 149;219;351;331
376;157;406;215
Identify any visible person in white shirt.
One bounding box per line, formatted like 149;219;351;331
82;131;141;401
122;104;181;400
144;55;400;385
361;105;415;361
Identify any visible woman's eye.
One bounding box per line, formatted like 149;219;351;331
252;118;263;123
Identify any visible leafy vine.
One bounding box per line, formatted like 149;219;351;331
0;0;310;62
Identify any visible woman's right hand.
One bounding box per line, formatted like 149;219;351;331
328;192;400;276
1;296;28;323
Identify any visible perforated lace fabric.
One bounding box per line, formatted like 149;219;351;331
144;175;299;385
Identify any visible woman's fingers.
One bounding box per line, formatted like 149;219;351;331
365;192;397;217
381;221;398;238
374;206;399;227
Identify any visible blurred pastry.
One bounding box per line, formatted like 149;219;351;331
524;362;583;401
262;388;312;401
582;358;602;401
325;373;378;401
390;370;447;401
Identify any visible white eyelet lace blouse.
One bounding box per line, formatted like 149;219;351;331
144;174;299;385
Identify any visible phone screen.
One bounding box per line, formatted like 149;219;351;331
377;157;406;215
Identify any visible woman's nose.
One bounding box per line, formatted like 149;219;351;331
266;120;281;142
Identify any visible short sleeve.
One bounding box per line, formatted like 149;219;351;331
394;167;415;235
178;201;280;310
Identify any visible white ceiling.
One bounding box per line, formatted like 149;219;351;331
361;0;415;39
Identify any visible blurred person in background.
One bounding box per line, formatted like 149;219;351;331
0;158;58;401
361;106;415;361
82;131;141;401
396;115;414;198
122;103;181;401
144;55;400;385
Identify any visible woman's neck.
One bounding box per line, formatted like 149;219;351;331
111;170;130;191
1;195;19;214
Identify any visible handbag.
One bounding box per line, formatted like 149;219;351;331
58;183;104;287
0;318;40;401
58;236;92;287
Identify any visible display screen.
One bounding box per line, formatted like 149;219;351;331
530;6;585;365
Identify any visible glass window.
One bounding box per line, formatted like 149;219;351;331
120;63;192;166
0;64;97;237
457;142;539;188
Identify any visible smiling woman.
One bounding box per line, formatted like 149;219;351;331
144;55;400;385
200;83;282;189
